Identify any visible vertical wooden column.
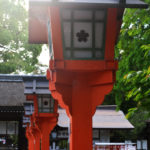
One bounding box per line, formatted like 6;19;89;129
32;129;41;150
41;132;50;150
26;126;34;150
38;116;58;150
69;79;92;150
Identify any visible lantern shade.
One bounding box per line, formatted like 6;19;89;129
22;124;27;128
30;0;148;8
60;8;107;60
23;102;34;116
23;116;31;124
29;0;148;44
38;95;55;113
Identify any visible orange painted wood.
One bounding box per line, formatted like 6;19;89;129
25;95;58;150
37;117;58;150
49;7;64;60
105;8;117;60
70;79;93;150
48;71;115;150
29;5;48;44
26;126;35;150
49;60;118;71
26;95;34;101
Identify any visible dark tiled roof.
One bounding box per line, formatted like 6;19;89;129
0;74;49;106
58;105;134;129
0;106;24;113
97;105;117;110
0;74;23;82
0;74;46;82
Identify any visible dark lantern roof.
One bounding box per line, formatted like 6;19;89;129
0;74;46;82
30;0;148;8
23;75;50;95
0;74;49;106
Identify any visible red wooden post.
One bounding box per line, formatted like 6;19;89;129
25;126;34;150
32;95;58;150
36;115;58;150
24;80;59;150
30;117;41;150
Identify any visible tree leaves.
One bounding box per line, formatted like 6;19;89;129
0;0;43;74
111;0;150;138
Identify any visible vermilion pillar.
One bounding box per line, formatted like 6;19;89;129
25;113;58;150
33;131;40;150
30;125;41;150
25;94;58;150
35;115;58;150
26;125;35;150
46;7;118;150
70;78;92;150
47;70;115;150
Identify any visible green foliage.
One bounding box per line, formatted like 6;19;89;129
0;0;44;74
107;0;150;139
9;135;18;147
115;0;150;111
127;109;149;140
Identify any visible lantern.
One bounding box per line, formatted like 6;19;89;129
28;1;148;150
29;0;148;69
23;76;58;114
49;8;107;60
37;95;55;113
23;101;34;116
23;76;59;150
22;116;30;128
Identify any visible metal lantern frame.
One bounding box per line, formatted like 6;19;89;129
37;94;55;113
23;101;34;116
23;76;57;115
59;8;107;60
22;116;31;128
29;0;148;73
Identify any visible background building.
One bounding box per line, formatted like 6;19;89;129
0;74;136;150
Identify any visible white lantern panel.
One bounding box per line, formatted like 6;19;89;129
43;98;50;112
74;51;92;58
74;10;92;20
95;51;103;58
38;96;42;108
23;124;27;128
43;98;50;108
24;104;34;116
95;10;105;20
23;116;30;124
74;22;92;48
62;9;71;20
65;50;71;58
50;98;54;107
63;22;71;47
95;23;104;48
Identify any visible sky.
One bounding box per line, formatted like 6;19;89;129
25;0;49;67
38;45;49;66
